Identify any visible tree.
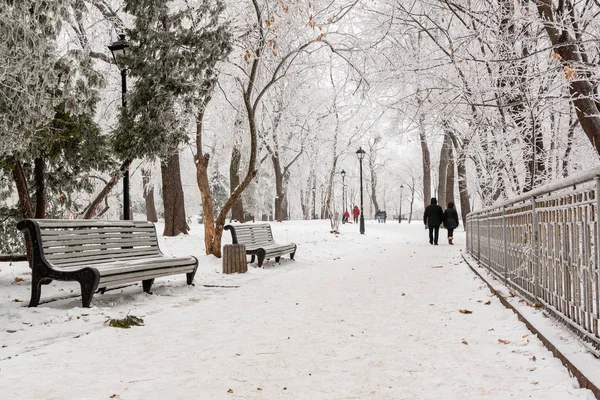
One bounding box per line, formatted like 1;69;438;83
0;0;112;254
118;0;232;236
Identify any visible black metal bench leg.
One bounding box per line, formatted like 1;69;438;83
29;275;49;308
186;266;197;285
257;250;266;268
79;269;100;308
142;279;155;294
249;255;255;264
275;256;281;263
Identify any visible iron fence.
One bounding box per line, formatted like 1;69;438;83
467;168;600;353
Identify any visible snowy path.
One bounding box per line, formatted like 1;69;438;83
0;221;594;399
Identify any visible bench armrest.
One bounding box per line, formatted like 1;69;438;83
223;224;238;244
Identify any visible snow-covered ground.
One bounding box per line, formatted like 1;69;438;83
0;220;596;399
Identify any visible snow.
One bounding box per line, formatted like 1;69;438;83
0;220;596;399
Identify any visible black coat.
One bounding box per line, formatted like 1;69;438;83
423;204;444;227
443;208;460;229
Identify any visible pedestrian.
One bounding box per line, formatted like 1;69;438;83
353;205;360;223
376;210;383;223
343;210;350;224
443;202;459;245
423;197;444;245
382;210;387;223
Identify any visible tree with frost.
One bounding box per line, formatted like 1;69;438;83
116;0;232;236
0;0;113;255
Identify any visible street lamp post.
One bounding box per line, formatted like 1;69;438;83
356;148;366;234
341;170;346;214
108;34;131;220
399;184;404;223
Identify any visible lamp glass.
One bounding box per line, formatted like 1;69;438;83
356;147;366;161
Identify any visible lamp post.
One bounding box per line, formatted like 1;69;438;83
108;34;131;220
356;147;366;234
399;184;404;223
341;169;346;214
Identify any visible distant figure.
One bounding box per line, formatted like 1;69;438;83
376;210;383;223
382;210;387;223
353;205;360;223
443;202;460;245
423;197;444;245
343;210;350;224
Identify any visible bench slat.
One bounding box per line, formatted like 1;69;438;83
40;227;156;236
42;233;157;247
46;248;160;264
35;220;153;228
99;265;196;287
43;241;159;255
84;256;196;277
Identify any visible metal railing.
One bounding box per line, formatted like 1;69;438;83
467;167;600;353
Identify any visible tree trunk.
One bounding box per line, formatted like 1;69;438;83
33;157;46;218
142;167;158;222
273;154;285;221
419;119;431;210
536;0;600;156
409;177;415;223
12;160;33;219
195;150;216;255
445;142;455;207
448;132;471;229
230;139;244;221
437;131;452;208
84;159;132;219
12;159;33;265
161;150;189;236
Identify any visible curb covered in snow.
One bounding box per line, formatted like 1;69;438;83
462;253;600;399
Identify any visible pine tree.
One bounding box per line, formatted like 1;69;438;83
0;1;113;254
118;0;231;236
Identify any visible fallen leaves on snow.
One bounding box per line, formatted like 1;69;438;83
431;265;443;269
484;301;491;305
461;340;468;345
459;309;473;314
12;277;24;284
498;338;511;344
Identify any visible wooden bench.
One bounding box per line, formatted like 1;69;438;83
17;219;198;308
224;223;296;268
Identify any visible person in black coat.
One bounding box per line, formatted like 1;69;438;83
423;197;444;245
443;202;460;245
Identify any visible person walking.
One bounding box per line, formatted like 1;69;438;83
353;205;360;223
443;202;460;245
376;210;383;223
382;210;387;223
343;210;350;224
423;197;444;245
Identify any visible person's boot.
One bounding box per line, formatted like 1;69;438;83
449;237;453;245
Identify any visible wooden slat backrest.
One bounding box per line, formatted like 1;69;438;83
229;224;275;245
33;220;160;267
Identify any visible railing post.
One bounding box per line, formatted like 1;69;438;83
503;205;507;284
477;216;481;260
487;212;491;267
532;197;539;300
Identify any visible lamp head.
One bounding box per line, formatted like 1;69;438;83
108;34;129;69
356;147;366;161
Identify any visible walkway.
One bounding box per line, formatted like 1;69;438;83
0;221;593;399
